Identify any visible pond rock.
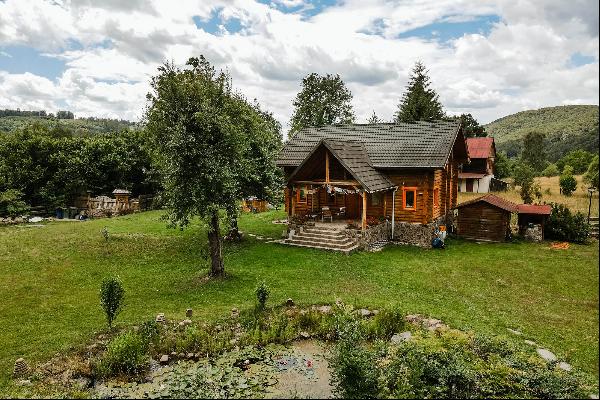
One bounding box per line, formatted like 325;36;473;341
558;361;572;371
391;331;412;344
358;309;372;317
159;355;169;365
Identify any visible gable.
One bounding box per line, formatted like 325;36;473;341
286;139;395;193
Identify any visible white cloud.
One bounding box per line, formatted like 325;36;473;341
0;0;597;132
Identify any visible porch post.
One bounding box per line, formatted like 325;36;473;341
362;191;367;231
291;185;296;217
325;151;330;183
391;188;396;240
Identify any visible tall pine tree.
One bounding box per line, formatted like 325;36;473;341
394;61;445;122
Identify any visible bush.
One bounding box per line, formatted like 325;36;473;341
100;277;125;329
97;331;148;377
0;189;30;217
559;166;577;196
330;316;379;399
541;163;559;177
254;281;270;311
330;320;594;399
546;203;589;243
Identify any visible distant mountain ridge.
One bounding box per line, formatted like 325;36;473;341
484;105;599;162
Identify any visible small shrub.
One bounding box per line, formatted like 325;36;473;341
100;277;125;329
138;320;160;347
0;189;30;218
546;203;589;243
558;173;577;196
97;331;148;377
330;316;379;399
365;307;407;339
254;281;270;311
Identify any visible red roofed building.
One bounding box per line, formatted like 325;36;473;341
459;137;506;193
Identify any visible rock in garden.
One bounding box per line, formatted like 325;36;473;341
358;309;372;317
589;394;599;399
159;355;169;365
17;379;32;387
155;313;165;323
524;340;536;346
178;321;185;327
178;353;185;359
318;305;332;314
182;319;192;326
286;298;295;307
186;353;195;360
186;308;193;318
13;358;28;377
507;328;522;335
170;351;177;358
391;332;412;344
372;309;379;315
231;308;239;318
558;361;572;371
299;331;311;339
537;348;557;362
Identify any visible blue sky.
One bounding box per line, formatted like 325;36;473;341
0;0;598;126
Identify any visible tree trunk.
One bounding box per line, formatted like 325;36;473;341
207;211;224;277
225;207;242;241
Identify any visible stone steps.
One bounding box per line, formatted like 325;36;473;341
282;225;358;253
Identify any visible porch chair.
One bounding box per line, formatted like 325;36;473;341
337;207;346;219
321;206;333;223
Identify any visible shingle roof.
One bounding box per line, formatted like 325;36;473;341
466;137;494;159
455;194;518;213
112;189;131;195
277;120;463;169
517;204;552;215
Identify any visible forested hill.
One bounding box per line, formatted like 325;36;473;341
0;113;138;136
485;105;599;161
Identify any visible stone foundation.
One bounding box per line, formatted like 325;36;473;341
343;220;439;250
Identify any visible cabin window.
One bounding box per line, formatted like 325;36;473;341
403;187;417;210
297;185;309;203
433;188;440;207
371;192;382;206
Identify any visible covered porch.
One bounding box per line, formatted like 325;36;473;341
284;139;397;230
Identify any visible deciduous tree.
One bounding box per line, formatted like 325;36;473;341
289;73;354;135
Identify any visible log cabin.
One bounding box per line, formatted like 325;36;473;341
276;120;469;231
458;137;508;193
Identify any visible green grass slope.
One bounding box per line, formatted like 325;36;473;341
0;210;598;391
0;116;137;135
485;105;599;161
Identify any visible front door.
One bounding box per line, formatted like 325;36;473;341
345;193;361;219
466;179;474;192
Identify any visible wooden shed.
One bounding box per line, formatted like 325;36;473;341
455;194;518;242
517;204;552;239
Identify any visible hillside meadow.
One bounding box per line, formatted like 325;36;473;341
0;209;598;393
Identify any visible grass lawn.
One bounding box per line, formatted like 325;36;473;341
0;210;598;391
